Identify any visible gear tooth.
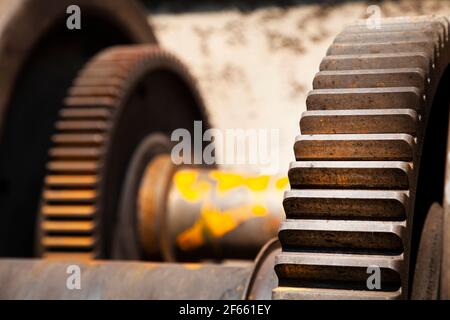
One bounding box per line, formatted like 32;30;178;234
64;96;119;108
288;161;411;189
69;86;122;97
43;189;97;203
55;120;111;132
43;252;94;261
313;68;426;90
52;133;105;145
278;219;405;254
275;252;404;292
45;175;99;187
306;87;422;110
59;108;112;120
293;134;415;161
272;287;402;300
41;221;95;234
345;20;446;43
46;161;100;173
283;189;409;221
77;65;132;79
300;109;418;135
42;236;95;249
320;53;430;72
334;30;439;47
73;76;125;87
41;205;96;217
327;40;436;58
49;147;102;159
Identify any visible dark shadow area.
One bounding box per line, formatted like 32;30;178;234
411;65;450;296
140;0;381;14
0;13;133;257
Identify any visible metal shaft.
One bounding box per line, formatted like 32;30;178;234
0;259;252;299
138;155;287;261
0;238;280;300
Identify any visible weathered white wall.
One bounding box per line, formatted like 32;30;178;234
147;0;450;173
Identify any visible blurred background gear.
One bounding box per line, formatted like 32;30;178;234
0;0;156;257
36;44;209;260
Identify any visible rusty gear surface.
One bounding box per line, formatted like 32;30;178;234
0;0;156;258
36;45;209;260
274;16;450;299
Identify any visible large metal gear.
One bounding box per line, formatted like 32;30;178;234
274;16;450;299
0;0;156;257
36;45;209;259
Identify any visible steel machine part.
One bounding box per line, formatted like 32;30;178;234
114;148;287;261
0;0;156;257
412;203;443;300
0;259;252;299
0;238;280;299
274;16;450;300
35;42;283;262
442;108;450;300
36;45;210;260
244;238;281;300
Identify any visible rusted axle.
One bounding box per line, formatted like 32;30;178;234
0;259;252;299
0;238;280;299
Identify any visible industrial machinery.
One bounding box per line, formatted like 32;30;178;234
31;44;284;261
0;259;253;299
0;0;449;301
34;44;210;260
273;16;450;300
114;151;285;262
0;238;281;299
0;0;157;257
0;0;284;263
